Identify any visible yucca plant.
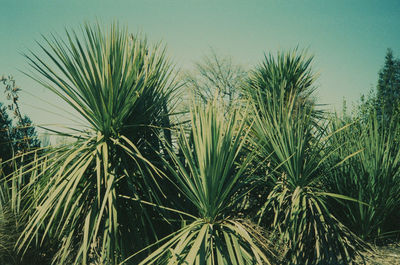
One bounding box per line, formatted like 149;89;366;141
0;150;58;265
128;102;277;264
245;50;317;112
0;171;16;265
13;23;177;264
326;113;400;241
244;51;365;264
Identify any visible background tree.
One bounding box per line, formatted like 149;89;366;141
0;76;46;265
11;116;40;154
356;49;400;122
376;49;400;121
0;103;13;164
1;75;41;155
185;49;246;112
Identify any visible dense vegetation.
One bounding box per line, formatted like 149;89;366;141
0;23;399;265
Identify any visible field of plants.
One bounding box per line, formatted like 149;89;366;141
0;23;399;265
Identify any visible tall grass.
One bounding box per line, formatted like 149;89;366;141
0;151;58;265
326;113;400;241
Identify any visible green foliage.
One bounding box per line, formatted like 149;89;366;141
326;113;400;241
376;49;400;120
354;89;378;123
0;76;41;174
13;23;177;264
356;49;400;123
244;50;316;108
1;75;40;154
0;77;43;264
2;23;400;265
0;166;57;265
335;48;400;243
134;103;276;264
0;103;13;163
244;51;365;264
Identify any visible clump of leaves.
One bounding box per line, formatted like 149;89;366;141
244;51;366;264
14;23;177;264
326;113;400;241
129;102;278;264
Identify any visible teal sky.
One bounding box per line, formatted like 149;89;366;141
1;0;400;128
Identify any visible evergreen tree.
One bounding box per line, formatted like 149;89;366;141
0;103;13;163
0;75;41;168
376;49;400;121
11;116;41;154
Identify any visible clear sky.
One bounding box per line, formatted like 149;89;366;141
1;0;400;128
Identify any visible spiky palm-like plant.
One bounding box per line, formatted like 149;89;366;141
14;23;177;264
245;50;316;110
0;150;58;265
130;103;277;265
326;113;400;241
244;51;365;264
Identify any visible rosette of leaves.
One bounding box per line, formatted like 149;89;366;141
131;103;277;264
14;23;177;264
245;51;366;264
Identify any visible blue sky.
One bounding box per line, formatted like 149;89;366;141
1;0;400;128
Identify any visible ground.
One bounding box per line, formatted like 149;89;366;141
356;243;400;265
